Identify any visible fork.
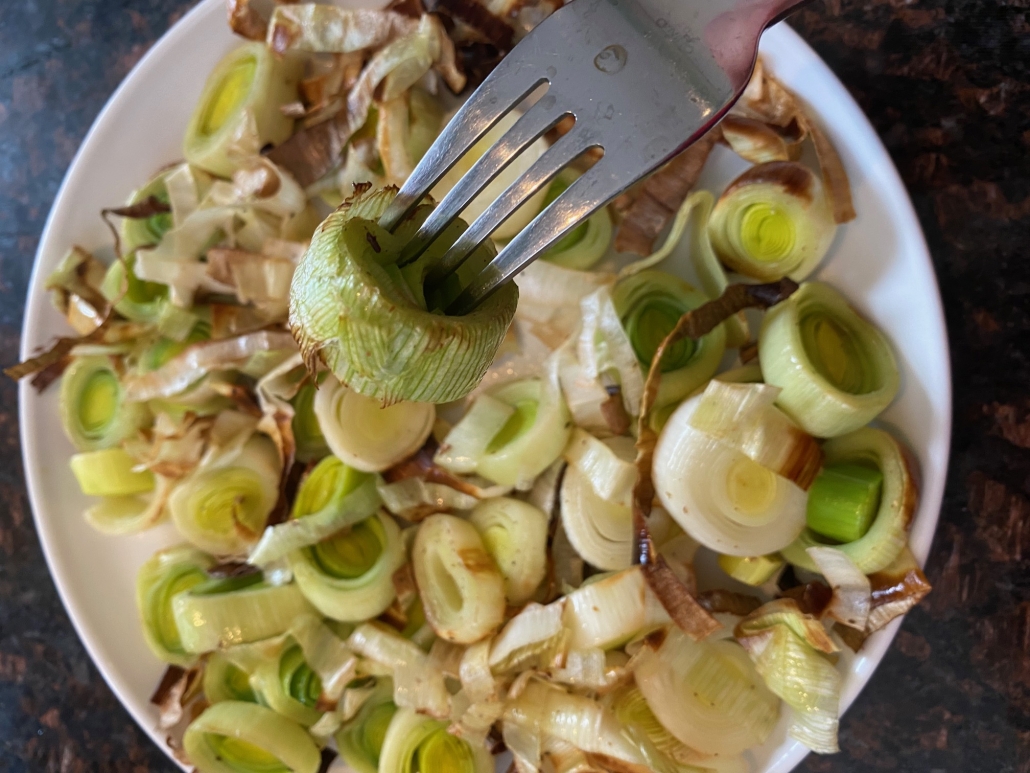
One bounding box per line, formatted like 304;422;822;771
378;0;814;315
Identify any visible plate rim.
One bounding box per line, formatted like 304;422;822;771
18;2;952;771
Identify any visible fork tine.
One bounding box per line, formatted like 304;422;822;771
378;58;550;233
396;93;571;267
444;161;628;316
423;127;597;287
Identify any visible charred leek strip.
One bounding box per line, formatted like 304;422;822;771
378;707;493;773
337;680;398;773
183;701;321;773
759;282;900;437
781;427;917;574
135;545;213;666
541;170;613;270
60;356;147;451
183;42;301;177
468;497;548;605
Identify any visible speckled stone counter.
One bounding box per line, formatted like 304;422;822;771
0;1;1028;771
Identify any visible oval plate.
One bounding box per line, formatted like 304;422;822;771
19;0;951;770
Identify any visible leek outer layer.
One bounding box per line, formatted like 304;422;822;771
781;427;918;574
135;545;213;666
60;356;148;451
183;42;301;178
759;281;900;438
289;187;518;405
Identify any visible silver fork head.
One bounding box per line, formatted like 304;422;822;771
378;0;813;312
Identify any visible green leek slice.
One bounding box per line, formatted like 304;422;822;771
60;356;149;451
70;448;154;497
136;545;214;666
204;651;258;705
249;643;325;727
377;707;493;773
805;462;883;543
337;680;398;773
289;187;518;405
540;170;613;270
183;43;301;178
291;382;329;463
759;281;900;437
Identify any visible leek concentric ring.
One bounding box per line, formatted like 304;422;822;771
60;356;148;451
135;545;213;666
377;707;493;773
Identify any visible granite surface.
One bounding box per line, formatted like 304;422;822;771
0;0;1028;771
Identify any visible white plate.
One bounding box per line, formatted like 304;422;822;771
19;1;951;771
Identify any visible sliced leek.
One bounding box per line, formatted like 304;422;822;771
135;545;213;666
540;169;613;270
378;706;493;773
250;642;325;726
718;553;784;586
782;427;917;574
412;514;506;644
759;281;900;437
709;162;837;282
204;651;258;704
313;376;434;472
70;448;154;497
337;680;398;773
60;356;148;451
468;497;548;605
563;567;669;650
291;382;330;463
805;463;883;543
183;42;301;177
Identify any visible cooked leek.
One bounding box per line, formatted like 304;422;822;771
289;187;518;405
313;376;434;473
169;435;281;556
290;511;404;621
183;42;301;177
718;553;784;586
635;627;780;757
118;169;175;255
412;514;505;644
250;642;325;726
378;707;494;773
70;448;154;497
203;651;257;704
540;170;613;270
337;680;398;773
805;463;883;543
183;701;321;773
782;427;917;574
135;545;213;666
709;162;837;282
563;567;669;650
60;356;148;451
172;578;314;653
291;382;330;463
759;281;900;437
612;270;726;407
468;497;548;605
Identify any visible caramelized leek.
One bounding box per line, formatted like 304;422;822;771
759;281;900;437
135;545;213;666
60;356;148;451
563;567;669;650
378;707;493;773
468;497;548;605
291;382;329;462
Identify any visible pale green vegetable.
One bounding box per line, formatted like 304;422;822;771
183;701;321;773
70;448;154;497
487;601;565;672
562;567;669;650
250;642;325;726
203;651;258;704
781;427;917;574
60;356;148;451
718;553;784;586
337;680;398;773
709;162;837;282
759;281;900;438
183;42;301;177
468;497;549;605
378;707;494;773
608;685;714;770
412;514;506;644
291;382;330;463
169;436;281;556
540;169;613;270
135;545;213;666
634;627;780;757
289;187;518;405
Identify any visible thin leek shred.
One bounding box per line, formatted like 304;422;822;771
183;701;321;773
378;706;494;773
863;547;931;636
337;680;398;773
60;355;148;451
289;187;517;404
267;6;417;55
759;281;900;438
136;546;213;666
735;599;842;754
782;427;917;574
291;382;330;463
468;497;548;605
412;514;506;643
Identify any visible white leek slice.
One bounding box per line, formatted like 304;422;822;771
635;627;780;757
378;706;494;773
577;286;644;416
336;679;398;773
563;567;669;650
136;545;213;666
183;701;320;773
173;580;314;654
807;546;871;630
432;394;514;474
314;375;434;473
759;281;900;438
412;514;506;643
488;601;566;672
468;497;548;605
654;395;807;556
376;478;479;519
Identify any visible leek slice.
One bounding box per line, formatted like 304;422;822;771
183;42;301;177
718;553;784;586
173;579;314;654
781;427;917;574
709;162;837;282
468;497;548;605
70;448;154;497
337;680;398;773
183;701;321;773
563;567;669;650
135;545;213;666
289;187;518;405
759;281;900;437
635;627;780;757
290;511;404;621
313;376;434;473
378;707;493;773
204;651;258;704
60;356;148;451
250;643;325;726
169;436;281;556
412;514;506;644
805;463;882;543
291;382;329;463
540;170;613;270
612;270;726;407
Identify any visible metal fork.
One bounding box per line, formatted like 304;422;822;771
378;0;814;314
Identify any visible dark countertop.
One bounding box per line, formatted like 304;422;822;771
0;1;1027;771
